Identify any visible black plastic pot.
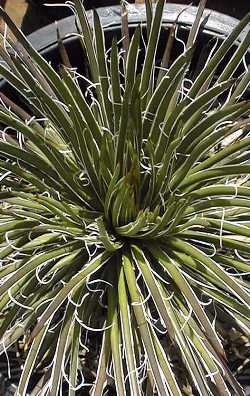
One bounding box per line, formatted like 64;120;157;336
21;0;250;34
22;0;120;34
2;3;250;105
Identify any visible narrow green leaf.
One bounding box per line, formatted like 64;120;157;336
123;252;169;395
118;266;141;396
91;331;111;396
150;246;225;359
180;165;250;190
107;283;126;396
189;11;250;96
110;38;122;133
186;0;207;49
30;252;109;340
17;324;49;396
140;0;165;107
49;299;76;396
169;238;250;307
0;242;81;298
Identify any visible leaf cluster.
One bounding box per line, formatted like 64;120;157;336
0;1;249;394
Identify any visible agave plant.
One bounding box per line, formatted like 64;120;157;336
0;0;250;394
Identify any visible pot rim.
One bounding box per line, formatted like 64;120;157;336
27;3;248;56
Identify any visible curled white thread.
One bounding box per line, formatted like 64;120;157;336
174;24;186;54
194;240;216;258
1;336;11;379
132;290;151;307
35;297;55;314
5;231;23;251
106;361;115;381
150;267;170;286
8;288;33;310
68;291;89;308
74;310;113;332
62;362;91;391
242;54;248;73
0;170;11;182
234;249;249;262
86;278;113;292
146;313;167;335
36;264;58;285
226;269;250;277
163;291;175;302
180;304;193;331
200;297;213;306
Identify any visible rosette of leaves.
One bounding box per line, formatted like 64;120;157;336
0;0;250;394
